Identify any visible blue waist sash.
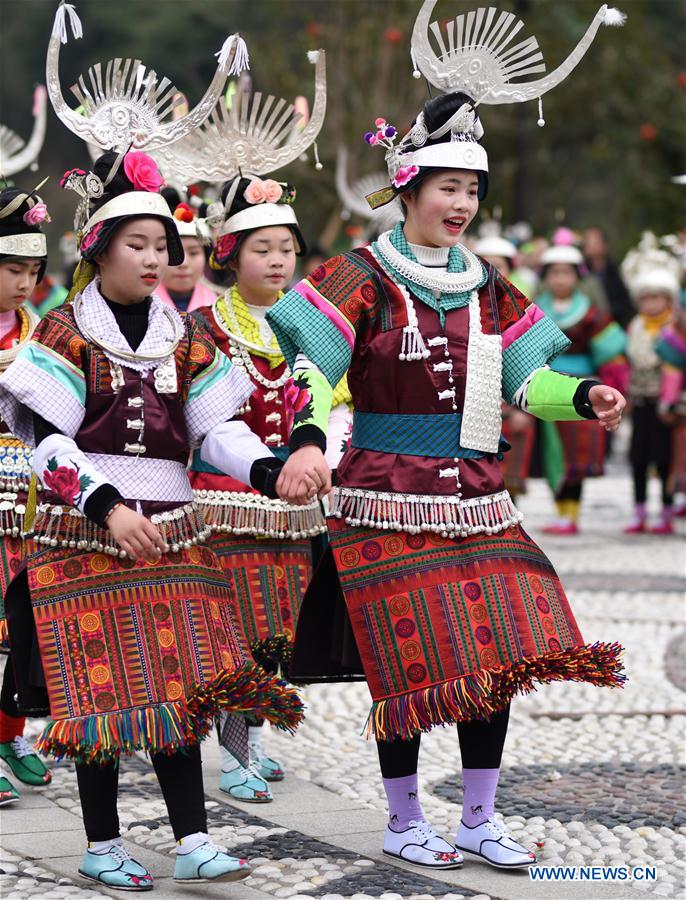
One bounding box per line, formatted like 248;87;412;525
350;411;508;459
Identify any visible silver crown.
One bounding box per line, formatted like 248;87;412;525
0;86;47;177
152;50;327;185
46;2;249;152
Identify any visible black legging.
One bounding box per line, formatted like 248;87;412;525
630;401;673;506
377;704;511;778
75;745;207;842
0;657;20;718
554;481;583;502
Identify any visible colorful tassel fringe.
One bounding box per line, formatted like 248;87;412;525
250;633;294;670
35;662;304;764
365;641;626;741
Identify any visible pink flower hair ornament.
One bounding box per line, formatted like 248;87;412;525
23;203;50;226
244;178;284;205
392;164;419;189
123;151;165;193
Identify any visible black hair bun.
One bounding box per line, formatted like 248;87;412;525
220;176;253;218
421;91;479;137
0;187;44;237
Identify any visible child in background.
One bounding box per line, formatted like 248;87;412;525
624;267;679;533
536;245;628;534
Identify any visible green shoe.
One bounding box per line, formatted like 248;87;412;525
0;774;19;806
219;764;272;802
253;753;285;782
0;736;51;786
79;841;153;891
174;836;250;883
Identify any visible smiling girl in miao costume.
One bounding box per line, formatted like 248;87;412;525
267;0;628;871
0;4;303;889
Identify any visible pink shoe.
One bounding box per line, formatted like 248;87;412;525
542;520;579;535
623;519;646;534
649;521;674;535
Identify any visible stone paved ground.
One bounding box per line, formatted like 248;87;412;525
1;446;684;900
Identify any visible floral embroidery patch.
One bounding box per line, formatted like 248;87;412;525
42;457;93;506
284;373;314;429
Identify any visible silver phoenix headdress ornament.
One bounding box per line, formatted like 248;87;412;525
46;2;249;153
0;86;48;177
365;0;625;209
410;0;626;123
151;50;327;187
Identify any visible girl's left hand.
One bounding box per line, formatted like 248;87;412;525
589;385;626;432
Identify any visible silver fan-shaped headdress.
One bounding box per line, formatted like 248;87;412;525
152;50;327;186
336;146;402;233
46;2;249;153
0;86;48;177
410;1;626;123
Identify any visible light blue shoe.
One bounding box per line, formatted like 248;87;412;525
174;837;251;883
219;764;272;802
79;841;153;891
253;753;285;782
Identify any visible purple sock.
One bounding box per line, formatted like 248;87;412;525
634;502;647;521
382;773;424;830
461;767;500;827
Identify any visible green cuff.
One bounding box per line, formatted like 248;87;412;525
525;369;585;421
290;367;333;436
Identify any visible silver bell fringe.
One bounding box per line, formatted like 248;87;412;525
27;502;211;555
0;493;33;538
194;489;326;540
330;487;523;537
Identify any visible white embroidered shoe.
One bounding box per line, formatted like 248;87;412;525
383;819;463;869
455;817;536;869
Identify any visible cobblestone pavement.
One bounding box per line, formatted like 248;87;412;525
1;460;684;900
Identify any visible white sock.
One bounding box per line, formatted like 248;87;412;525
176;831;209;855
219;745;241;774
88;837;122;854
247;726;264;758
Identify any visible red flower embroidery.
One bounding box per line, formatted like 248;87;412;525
42;457;94;506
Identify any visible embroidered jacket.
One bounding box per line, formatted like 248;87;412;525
0;292;253;551
189;291;348;538
0;306;41;535
268;248;591;537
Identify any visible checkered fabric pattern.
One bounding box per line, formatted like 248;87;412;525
268;287;354;387
75;281;184;374
502;316;571;403
185;358;253;448
219;711;250;768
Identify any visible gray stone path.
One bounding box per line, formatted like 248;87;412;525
1;459;684;900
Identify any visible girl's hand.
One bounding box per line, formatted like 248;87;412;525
106;505;167;562
276;445;331;505
589;385;626;432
